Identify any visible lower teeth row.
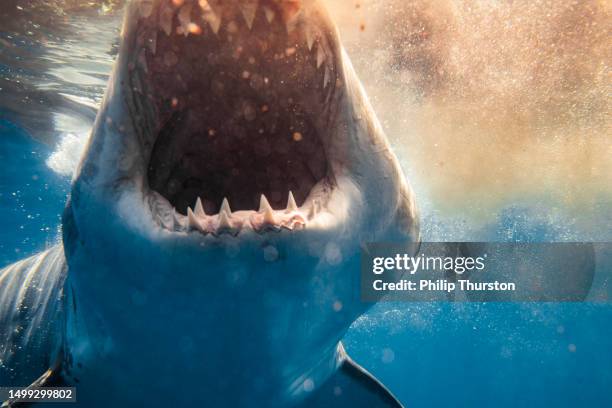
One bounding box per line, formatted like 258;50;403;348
152;191;320;235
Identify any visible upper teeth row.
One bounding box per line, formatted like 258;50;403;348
137;0;333;85
139;0;310;37
155;191;320;236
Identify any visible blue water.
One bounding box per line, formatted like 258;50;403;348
1;118;610;407
346;303;612;407
0;120;68;266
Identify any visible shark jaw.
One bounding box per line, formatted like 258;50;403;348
119;0;351;239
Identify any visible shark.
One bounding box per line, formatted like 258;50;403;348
0;0;419;406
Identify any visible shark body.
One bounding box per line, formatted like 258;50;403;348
0;1;419;406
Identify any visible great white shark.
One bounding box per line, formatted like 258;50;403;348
0;0;419;406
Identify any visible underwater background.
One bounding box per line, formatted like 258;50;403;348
0;1;610;407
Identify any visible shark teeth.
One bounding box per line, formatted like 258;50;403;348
262;203;276;225
286;191;298;213
216;211;236;235
259;194;272;213
263;6;275;23
199;0;222;34
305;28;315;51
153;192;324;236
205;0;223;16
278;0;302;25
323;67;331;88
152;0;314;40
159;2;174;36
316;45;326;69
177;3;193;36
240;0;259;30
187;207;203;231
139;0;154;18
194;197;206;217
252;194;278;232
146;0;334;82
220;197;232;215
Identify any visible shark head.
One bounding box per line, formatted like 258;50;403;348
62;0;419;404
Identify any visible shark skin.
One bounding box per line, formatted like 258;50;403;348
0;1;419;407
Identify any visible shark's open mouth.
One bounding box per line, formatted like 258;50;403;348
140;0;338;236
